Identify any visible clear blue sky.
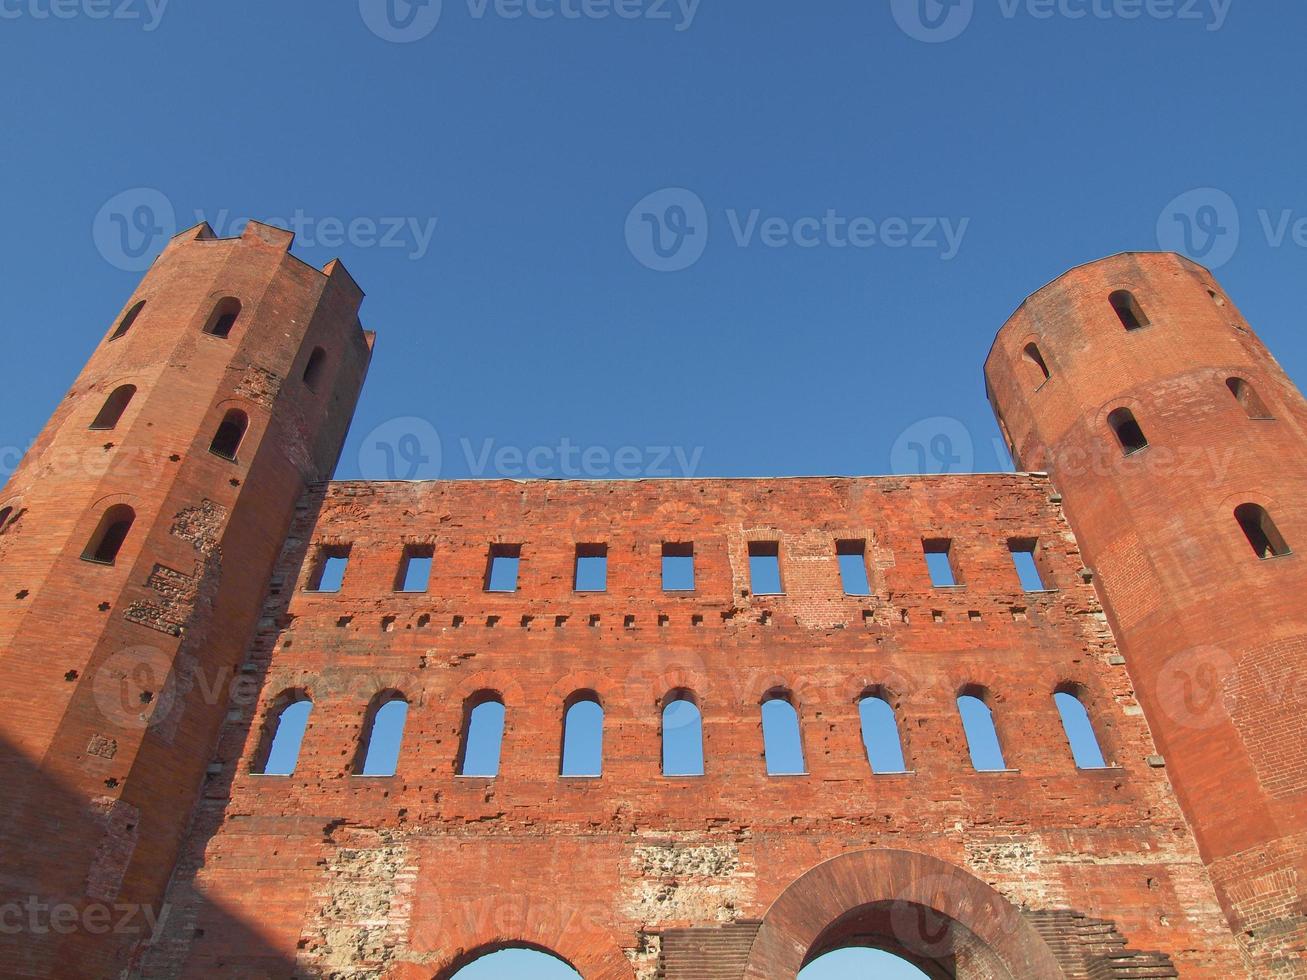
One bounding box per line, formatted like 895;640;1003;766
2;2;1305;485
5;4;1293;977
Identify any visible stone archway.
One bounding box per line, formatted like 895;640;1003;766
743;849;1067;980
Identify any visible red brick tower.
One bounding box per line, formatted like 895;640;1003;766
0;221;373;978
986;252;1307;975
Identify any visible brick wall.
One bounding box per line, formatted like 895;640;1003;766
987;252;1307;975
143;475;1244;977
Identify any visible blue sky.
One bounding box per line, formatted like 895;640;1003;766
3;3;1294;977
2;2;1306;487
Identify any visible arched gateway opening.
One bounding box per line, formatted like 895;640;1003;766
445;945;582;978
744;850;1067;980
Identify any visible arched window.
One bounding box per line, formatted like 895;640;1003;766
957;688;1006;771
1226;377;1273;420
254;691;312;775
1022;342;1050;387
303;347;327;391
761;691;805;775
662;691;704;776
209;409;249;461
560;692;603;777
89;385;137;431
356;693;408;776
0;506;13;534
1235;503;1291;560
1107;407;1148;455
1054;686;1107;769
110;300;145;341
858;692;907;774
457;692;505;777
1109;290;1149;331
81;504;135;564
203;297;242;338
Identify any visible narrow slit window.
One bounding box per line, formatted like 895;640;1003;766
357;695;408;776
762;694;805;775
90;385;137;431
560;694;603;777
662;542;695;592
255;693;312;776
1022;342;1051;386
303;347;327;391
1008;538;1047;591
82;505;135;565
110;300;145;341
748;541;783;595
1235;504;1291;559
1054;688;1107;769
923;538;959;587
485;544;521;592
574;543;608;593
457;694;505;777
662;693;704;776
1226;377;1273;420
859;694;907;774
836;539;871;596
0;507;12;534
957;690;1006;771
209;409;249;461
1110;290;1149;331
396;544;434;593
1107;407;1148;455
309;545;351;593
203;298;242;338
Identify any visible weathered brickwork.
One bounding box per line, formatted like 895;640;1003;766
987;252;1307;976
0;237;1301;978
138;476;1242;978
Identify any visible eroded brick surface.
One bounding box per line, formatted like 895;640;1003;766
4;241;1302;979
142;476;1245;978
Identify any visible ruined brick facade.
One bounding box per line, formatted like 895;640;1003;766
0;228;1302;978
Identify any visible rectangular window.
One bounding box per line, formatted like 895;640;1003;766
396;544;434;593
923;539;960;588
574;543;608;593
309;545;351;593
1008;539;1047;591
485;544;521;593
836;539;871;596
749;541;783;595
662;542;695;592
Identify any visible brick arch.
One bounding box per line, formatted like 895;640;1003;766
742;848;1067;980
415;921;636;980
